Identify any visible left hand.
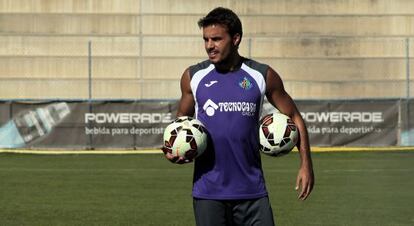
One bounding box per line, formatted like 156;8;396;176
295;164;314;201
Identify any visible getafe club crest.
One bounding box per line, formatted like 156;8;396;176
239;77;253;90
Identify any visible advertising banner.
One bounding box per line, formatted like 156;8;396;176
0;100;177;149
0;101;73;149
262;100;400;146
0;99;411;150
296;100;399;146
84;101;176;149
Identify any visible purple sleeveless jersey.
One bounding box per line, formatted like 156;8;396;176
189;58;269;200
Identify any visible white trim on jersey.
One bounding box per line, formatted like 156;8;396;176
241;63;267;118
190;63;215;119
241;63;266;95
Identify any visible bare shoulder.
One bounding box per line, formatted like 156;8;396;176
177;67;195;117
265;66;286;95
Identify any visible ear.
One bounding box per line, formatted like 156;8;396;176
232;33;241;47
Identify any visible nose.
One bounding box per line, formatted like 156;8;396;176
205;39;214;50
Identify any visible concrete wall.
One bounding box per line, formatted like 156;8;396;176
0;0;413;99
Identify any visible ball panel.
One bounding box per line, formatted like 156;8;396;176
284;125;292;137
168;134;177;147
261;115;273;126
261;126;270;137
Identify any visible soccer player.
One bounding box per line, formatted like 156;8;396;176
163;7;314;226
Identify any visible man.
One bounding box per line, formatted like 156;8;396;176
163;7;314;226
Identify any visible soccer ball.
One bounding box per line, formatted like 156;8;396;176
259;112;298;157
163;116;208;160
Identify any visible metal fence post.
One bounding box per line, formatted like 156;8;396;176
88;40;94;149
88;40;92;101
248;37;252;59
406;38;410;100
407;38;412;145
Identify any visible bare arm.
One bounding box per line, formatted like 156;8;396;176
163;68;195;164
265;67;314;200
176;68;195;117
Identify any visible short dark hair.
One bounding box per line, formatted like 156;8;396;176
198;7;243;40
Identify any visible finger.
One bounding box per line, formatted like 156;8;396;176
164;152;174;160
299;189;307;200
297;177;307;200
161;146;172;155
175;157;192;164
305;179;314;198
170;155;180;163
295;175;301;191
298;185;306;200
299;181;312;201
175;158;186;164
303;184;312;200
163;151;193;164
299;188;308;200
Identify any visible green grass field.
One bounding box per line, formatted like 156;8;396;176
1;151;413;226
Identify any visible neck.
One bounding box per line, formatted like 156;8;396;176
215;52;243;73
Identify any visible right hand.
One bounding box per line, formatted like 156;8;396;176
161;147;192;164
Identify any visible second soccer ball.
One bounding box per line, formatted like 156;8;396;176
259;112;298;157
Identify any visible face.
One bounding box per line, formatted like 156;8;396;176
202;24;240;64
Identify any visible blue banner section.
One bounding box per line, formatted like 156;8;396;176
0;121;26;148
0;99;412;150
